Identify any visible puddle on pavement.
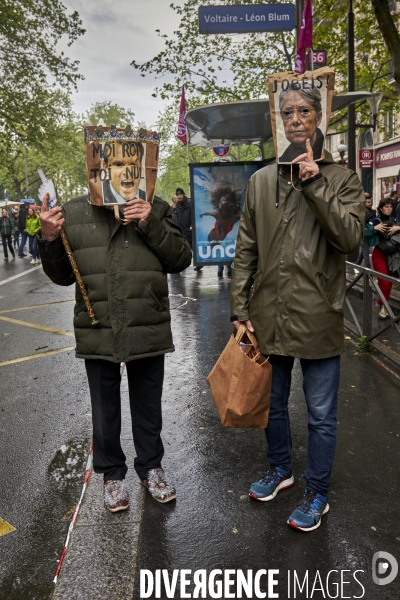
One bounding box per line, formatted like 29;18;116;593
48;440;88;484
0;437;90;600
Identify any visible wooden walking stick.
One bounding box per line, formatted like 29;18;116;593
59;228;99;326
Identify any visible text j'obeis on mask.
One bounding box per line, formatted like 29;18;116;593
84;125;161;205
268;67;335;164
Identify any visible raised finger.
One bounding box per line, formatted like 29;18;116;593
306;138;314;161
41;193;50;212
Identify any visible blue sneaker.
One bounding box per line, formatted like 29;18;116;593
287;489;329;532
249;466;294;502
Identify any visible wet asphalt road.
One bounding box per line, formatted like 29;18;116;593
0;256;90;600
1;255;400;599
135;269;400;600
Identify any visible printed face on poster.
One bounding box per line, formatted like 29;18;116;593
267;67;335;164
191;162;260;265
84;126;160;205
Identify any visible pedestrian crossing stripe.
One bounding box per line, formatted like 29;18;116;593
0;518;16;537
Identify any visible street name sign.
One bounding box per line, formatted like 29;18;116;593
199;4;296;34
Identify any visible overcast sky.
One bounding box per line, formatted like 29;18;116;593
61;0;185;125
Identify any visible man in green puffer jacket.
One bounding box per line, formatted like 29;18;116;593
38;193;192;510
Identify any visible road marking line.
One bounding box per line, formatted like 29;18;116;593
0;316;74;337
0;266;41;286
0;518;16;536
0;346;75;367
0;299;74;315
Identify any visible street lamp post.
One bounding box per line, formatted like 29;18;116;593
337;141;348;164
296;0;304;44
347;0;356;172
366;92;383;132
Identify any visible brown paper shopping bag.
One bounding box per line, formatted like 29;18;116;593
206;325;272;428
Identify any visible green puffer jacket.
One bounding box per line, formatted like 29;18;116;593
37;195;192;362
230;153;365;359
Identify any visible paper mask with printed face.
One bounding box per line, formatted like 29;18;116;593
84;125;160;205
267;67;335;164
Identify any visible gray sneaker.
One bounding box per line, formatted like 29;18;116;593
104;479;129;512
142;468;176;503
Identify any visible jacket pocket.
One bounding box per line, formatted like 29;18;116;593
146;283;168;312
318;272;343;312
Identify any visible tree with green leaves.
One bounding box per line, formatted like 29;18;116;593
0;100;139;203
0;0;84;142
0;92;87;202
84;102;135;127
132;0;295;104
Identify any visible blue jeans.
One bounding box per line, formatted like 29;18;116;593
28;234;39;259
266;354;340;496
18;230;28;255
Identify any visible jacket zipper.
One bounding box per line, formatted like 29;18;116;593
124;228;129;248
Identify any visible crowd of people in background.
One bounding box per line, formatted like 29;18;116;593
0;203;42;264
2;190;400;321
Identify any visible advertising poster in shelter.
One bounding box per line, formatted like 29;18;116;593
267;66;335;164
190;162;260;266
84;125;160;205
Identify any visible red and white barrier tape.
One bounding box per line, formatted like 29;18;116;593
53;442;93;584
169;293;197;310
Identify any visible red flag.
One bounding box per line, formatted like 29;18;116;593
176;85;187;145
294;0;313;74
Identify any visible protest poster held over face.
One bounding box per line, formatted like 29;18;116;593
267;66;335;164
84;125;161;206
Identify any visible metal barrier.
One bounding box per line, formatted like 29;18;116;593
345;261;400;366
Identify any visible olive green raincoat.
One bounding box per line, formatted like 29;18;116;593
230;153;365;359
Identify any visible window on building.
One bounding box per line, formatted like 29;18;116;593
386;108;397;140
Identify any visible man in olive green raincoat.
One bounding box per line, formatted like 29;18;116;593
231;139;365;532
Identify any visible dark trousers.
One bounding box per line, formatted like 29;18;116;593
85;355;165;481
356;240;371;268
18;231;28;255
1;235;14;258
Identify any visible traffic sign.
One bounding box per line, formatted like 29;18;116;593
359;149;374;169
213;145;230;157
307;50;327;68
199;4;295;34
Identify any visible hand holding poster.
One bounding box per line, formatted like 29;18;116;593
267;67;335;164
84;125;160;206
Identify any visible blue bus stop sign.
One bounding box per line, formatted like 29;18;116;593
199;4;295;34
